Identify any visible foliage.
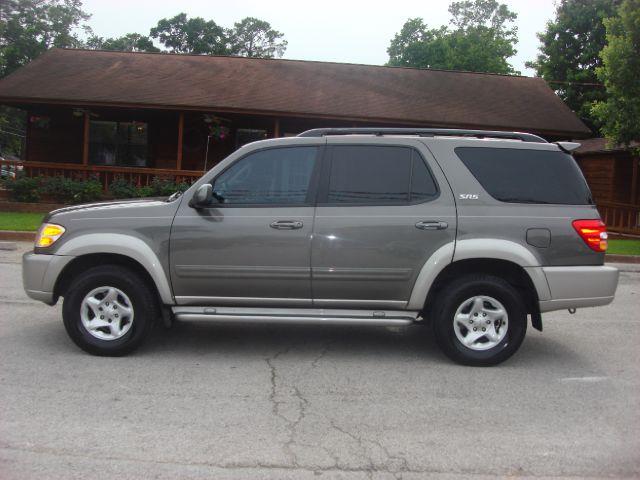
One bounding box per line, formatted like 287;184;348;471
526;0;621;132
4;174;40;202
108;178;139;199
0;211;45;231
387;0;519;74
149;176;190;196
591;0;640;149
149;13;228;55
229;17;287;58
86;33;159;53
109;176;190;199
0;106;25;158
41;175;102;203
0;0;91;78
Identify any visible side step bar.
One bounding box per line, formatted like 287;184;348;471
172;306;419;327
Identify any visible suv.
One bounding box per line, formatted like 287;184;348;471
22;128;619;365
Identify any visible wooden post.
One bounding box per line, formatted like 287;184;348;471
273;118;280;138
82;111;90;165
176;112;184;170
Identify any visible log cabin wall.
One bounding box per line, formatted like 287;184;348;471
26;106;83;164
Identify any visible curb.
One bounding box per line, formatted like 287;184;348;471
605;254;640;264
0;231;36;242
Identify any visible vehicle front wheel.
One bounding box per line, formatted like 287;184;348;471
432;275;527;366
62;265;157;356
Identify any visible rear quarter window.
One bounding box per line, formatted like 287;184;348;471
454;147;593;205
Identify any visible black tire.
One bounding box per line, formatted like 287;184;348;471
62;265;158;356
432;274;527;366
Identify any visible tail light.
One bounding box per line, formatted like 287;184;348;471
572;219;608;252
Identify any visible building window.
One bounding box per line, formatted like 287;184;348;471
235;128;267;148
89;121;148;167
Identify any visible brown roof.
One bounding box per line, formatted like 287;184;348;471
574;137;640;155
0;48;591;137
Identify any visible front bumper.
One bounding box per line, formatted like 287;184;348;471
22;252;74;305
539;265;619;313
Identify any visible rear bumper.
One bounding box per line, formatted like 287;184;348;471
22;252;74;305
539;265;619;313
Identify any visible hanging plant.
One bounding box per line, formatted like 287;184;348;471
29;115;50;129
203;114;230;142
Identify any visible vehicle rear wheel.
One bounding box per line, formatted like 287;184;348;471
62;265;157;356
431;275;527;366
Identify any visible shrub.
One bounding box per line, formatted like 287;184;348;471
41;176;103;204
5;174;41;203
149;177;190;196
41;176;76;203
73;178;103;203
108;178;138;199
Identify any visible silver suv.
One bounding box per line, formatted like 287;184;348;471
22;128;619;365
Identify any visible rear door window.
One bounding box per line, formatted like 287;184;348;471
324;145;438;204
454;147;593;205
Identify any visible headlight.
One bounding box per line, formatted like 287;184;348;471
35;223;66;248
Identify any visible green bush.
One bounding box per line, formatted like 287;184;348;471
108;178;138;199
73;178;103;203
5;174;41;203
41;176;103;204
149;177;190;196
41;176;77;203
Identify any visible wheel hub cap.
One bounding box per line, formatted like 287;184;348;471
80;286;134;341
453;295;508;351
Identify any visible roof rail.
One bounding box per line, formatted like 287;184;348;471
297;127;548;143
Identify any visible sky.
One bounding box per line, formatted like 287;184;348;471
81;0;559;77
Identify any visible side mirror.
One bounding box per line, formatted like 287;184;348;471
189;184;213;208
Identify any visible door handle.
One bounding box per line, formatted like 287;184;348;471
270;220;304;230
415;220;448;230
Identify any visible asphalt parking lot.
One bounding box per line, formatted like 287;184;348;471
0;242;639;480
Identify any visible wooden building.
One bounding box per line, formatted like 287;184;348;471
0;47;591;188
7;48;634;232
574;139;640;234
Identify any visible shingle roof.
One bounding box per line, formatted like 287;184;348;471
574;137;640;155
0;48;591;137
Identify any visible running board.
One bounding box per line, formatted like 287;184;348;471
171;306;419;326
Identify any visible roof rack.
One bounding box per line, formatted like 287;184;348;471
297;127;548;143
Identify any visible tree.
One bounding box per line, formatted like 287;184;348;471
387;0;518;74
0;0;91;78
87;33;160;53
149;13;228;55
0;0;91;160
527;0;621;132
228;17;287;58
591;0;640;148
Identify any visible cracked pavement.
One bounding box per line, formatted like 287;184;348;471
1;243;639;479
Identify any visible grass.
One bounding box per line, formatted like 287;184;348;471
0;212;45;231
608;239;640;256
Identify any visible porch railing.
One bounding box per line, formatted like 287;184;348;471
0;158;203;190
597;201;640;235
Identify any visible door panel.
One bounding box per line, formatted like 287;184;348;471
171;206;314;304
311;142;456;308
170;145;321;306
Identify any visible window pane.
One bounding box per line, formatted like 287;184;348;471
327;146;411;203
455;147;593;205
410;153;438;202
89;121;148;167
212;147;317;204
